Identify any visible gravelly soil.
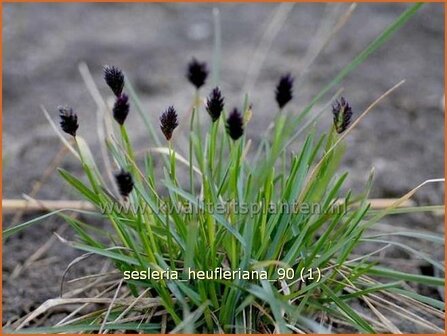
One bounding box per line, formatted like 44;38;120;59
2;2;444;328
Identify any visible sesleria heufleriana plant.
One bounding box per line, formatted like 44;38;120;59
5;3;444;334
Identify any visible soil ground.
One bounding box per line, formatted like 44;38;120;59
2;3;444;329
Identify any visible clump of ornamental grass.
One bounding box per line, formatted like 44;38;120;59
5;3;444;334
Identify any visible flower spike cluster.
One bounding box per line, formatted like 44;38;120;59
104;65;130;125
275;73;294;109
206;87;224;122
58;105;78;137
104;65;125;97
115;170;134;197
226;108;244;140
113;94;130;125
57;59;351;202
160;106;179;141
332;97;353;134
187;58;208;89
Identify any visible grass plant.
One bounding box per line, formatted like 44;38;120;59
4;3;444;333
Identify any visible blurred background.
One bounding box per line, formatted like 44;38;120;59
2;2;444;325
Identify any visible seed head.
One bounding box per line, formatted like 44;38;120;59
160;106;179;141
115;170;134;198
187;58;208;89
206;87;224;122
112;94;130;125
226;108;244;140
58;105;78;137
275;73;294;109
332;97;353;134
104;65;125;97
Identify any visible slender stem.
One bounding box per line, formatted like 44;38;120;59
120;125;141;184
208;120;219;181
74;136;99;194
194;90;202;144
168;140;176;183
189;107;196;194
